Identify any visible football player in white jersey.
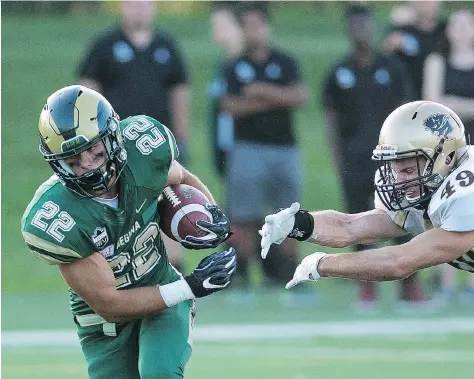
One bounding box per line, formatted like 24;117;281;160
260;101;474;288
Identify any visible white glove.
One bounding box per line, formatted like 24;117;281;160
259;202;300;259
285;253;327;289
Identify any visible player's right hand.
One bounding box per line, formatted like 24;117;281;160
184;247;237;298
259;202;300;259
181;204;231;250
285;253;327;289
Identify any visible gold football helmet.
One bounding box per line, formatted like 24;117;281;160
372;101;466;211
38;85;127;197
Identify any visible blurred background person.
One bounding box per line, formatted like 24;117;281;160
77;0;190;272
423;9;474;304
384;0;446;100
221;1;308;303
208;2;244;182
388;3;416;26
322;4;421;312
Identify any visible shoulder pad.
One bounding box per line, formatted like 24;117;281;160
121;116;178;162
21;176;95;264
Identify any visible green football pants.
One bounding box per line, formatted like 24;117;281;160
79;300;195;379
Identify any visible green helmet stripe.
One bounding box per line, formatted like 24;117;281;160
49;86;81;138
97;99;110;133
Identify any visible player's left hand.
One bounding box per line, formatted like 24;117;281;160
181;204;231;250
185;247;237;297
259;202;300;258
285;253;327;289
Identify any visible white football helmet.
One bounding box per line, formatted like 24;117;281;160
372;101;466;211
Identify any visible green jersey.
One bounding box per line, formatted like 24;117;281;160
21;116;180;318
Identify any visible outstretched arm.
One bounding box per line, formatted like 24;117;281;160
308;208;406;247
260;203;405;258
288;227;474;288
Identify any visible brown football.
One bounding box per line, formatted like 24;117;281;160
158;184;212;242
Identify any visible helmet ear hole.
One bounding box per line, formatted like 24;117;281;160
446;151;455;165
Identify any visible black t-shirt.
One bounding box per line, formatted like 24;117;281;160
388;21;446;99
323;52;414;158
77;26;188;130
224;48;302;146
444;61;474;136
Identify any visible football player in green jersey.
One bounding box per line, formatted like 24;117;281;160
21;85;237;379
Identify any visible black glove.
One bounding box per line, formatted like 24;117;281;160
185;247;237;298
181;204;232;250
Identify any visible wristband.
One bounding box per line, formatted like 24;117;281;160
288;210;314;241
312;253;328;280
159;279;195;308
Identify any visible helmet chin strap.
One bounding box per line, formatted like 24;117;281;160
98;162;116;190
405;193;421;203
423;136;446;180
86;160;116;193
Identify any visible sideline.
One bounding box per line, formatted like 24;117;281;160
3;317;474;347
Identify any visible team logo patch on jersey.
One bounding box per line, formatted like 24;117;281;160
423;113;454;138
100;245;115;258
92;227;109;249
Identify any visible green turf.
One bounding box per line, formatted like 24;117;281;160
4;334;474;379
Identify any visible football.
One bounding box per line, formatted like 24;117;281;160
158;184;212;242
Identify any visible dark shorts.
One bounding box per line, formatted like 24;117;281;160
227;141;301;222
340;156;376;214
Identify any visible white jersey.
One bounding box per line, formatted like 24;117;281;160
375;147;474;273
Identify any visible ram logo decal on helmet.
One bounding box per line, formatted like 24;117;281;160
423;113;455;139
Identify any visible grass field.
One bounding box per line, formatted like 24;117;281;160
3;3;474;379
4;321;474;379
4;283;474;378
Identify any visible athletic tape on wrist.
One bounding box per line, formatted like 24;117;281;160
159;279;195;308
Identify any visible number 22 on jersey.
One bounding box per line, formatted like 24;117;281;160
31;201;76;243
123;117;166;155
